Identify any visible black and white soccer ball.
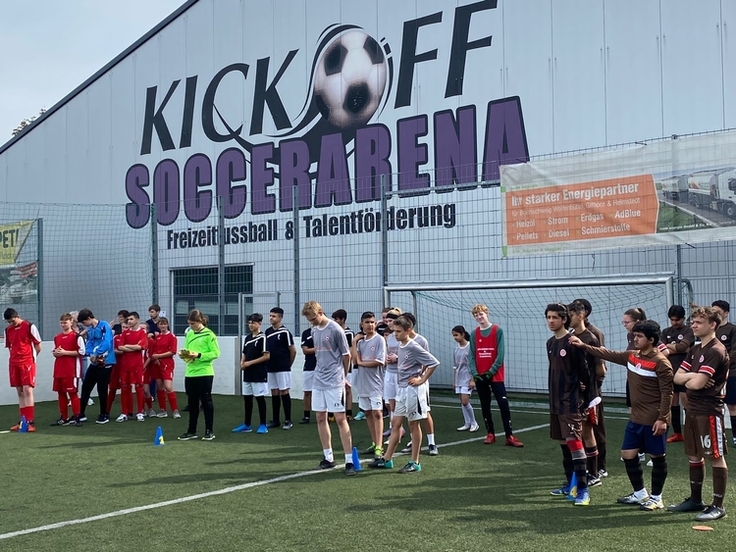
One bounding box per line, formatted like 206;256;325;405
314;30;387;129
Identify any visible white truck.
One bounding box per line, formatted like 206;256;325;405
683;168;736;218
660;175;690;202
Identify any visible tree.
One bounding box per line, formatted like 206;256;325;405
12;108;47;137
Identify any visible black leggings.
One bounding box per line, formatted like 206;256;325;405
185;376;214;434
476;379;513;437
79;364;112;417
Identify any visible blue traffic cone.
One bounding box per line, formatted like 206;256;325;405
567;472;578;500
19;415;28;433
351;446;362;471
154;425;165;446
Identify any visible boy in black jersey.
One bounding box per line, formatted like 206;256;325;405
233;314;270;434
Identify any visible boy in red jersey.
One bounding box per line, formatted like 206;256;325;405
107;326;125;416
116;312;148;422
4;308;42;431
150;318;179;418
51;313;85;426
142;325;157;416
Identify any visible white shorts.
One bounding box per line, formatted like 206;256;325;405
303;371;315;392
346;369;357;393
455;385;473;395
242;381;269;397
268;371;291;391
394;383;430;422
358;396;383;411
383;371;398;402
312;387;345;413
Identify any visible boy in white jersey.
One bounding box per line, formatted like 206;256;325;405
369;315;439;473
352;311;387;458
301;301;356;476
382;309;405;442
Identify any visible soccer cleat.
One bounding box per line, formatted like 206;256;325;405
345;463;357;476
346;415;354;422
469;423;480;432
428;444;439;456
116;414;128;423
484;433;496;445
667;497;706;512
574;489;591;506
27;422;36;433
299;417;310;424
9;422;20;432
266;420;281;429
319;459;336;469
95;415;109;424
177;432;199;441
232;424;252;433
550;484;572;496
367;457;393;469
597;468;609;478
353;411;366;421
282;421;293;430
70;418;83;427
50;417;68;427
382;428;391;437
136;413;146;422
256;424;268;434
157;411;169;418
78;415;88;423
362;444;377;455
374;447;384;459
148;409;157;418
505;435;524;448
588;476;602;487
398;461;422;473
457;424;471;431
638;452;646;463
639;497;664;511
401;442;413;454
617;492;649;505
202;430;216;441
667;432;684;443
328;415;336;423
695;505;727;521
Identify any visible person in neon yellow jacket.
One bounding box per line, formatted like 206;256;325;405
177;309;220;441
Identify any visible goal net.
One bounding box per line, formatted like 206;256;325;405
385;275;674;398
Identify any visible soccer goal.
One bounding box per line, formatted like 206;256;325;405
384;274;675;398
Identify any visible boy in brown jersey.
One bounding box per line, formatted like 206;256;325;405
669;306;730;521
711;300;736;445
570;320;673;511
545;303;591;506
659;305;694;442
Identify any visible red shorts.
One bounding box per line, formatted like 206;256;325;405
150;361;174;381
53;376;78;394
109;365;121;390
9;362;36;388
120;366;144;386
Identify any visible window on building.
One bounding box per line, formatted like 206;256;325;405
172;265;253;336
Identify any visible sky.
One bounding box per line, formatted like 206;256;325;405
0;0;186;143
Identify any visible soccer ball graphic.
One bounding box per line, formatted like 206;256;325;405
314;30;388;129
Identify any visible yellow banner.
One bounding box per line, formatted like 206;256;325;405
0;221;34;266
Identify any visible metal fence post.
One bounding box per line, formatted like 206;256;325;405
150;203;158;305
218;196;225;336
293;185;300;336
37;218;44;337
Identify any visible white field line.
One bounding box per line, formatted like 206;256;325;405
0;422;549;541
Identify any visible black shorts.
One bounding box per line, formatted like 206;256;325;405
725;376;736;405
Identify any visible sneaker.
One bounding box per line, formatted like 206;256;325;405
202;430;216;441
173;410;182;419
457;424;471;431
282;421;293;430
328;415;335;423
50;417;67;427
78;415;88;423
638;452;646;463
177;432;198;441
319;459;336;469
484;433;496;445
256;424;268;434
363;444;377;455
667;432;684;443
382;429;391;437
588;476;602;487
574;489;590;506
617;492;649;505
148;409;157;418
345;463;357;476
368;457;393;469
95;415;109;424
266;420;281;429
353;411;366;421
667;497;706;512
136;413;145;422
646;458;653;467
401;442;413;453
346;415;354;422
398;461;421;473
157;411;169;418
505;435;524;448
695;505;727;521
232;424;252;433
70;418;83;427
299;417;310;424
428;444;439;456
639;497;664;511
87;398;95;406
550;484;571;496
597;468;609;478
116;414;129;423
469;423;480;432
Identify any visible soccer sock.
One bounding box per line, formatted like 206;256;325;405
346;408;353;417
244;395;254;426
585;446;599;477
58;394;68;418
28;405;35;422
256;396;267;426
282;393;292;422
135;385;145;414
323;448;334;462
271;395;281;424
145;396;153;410
427;433;436;446
461;403;472;425
70;394;81;417
157;389;167;410
303;410;310;420
569;447;588;490
168;392;179;411
689;460;705;503
712;466;728;508
624;456;646;493
671;406;682;434
560;444;574;483
345;453;352;465
650;455;668;496
496;396;513;437
107;389;117;414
